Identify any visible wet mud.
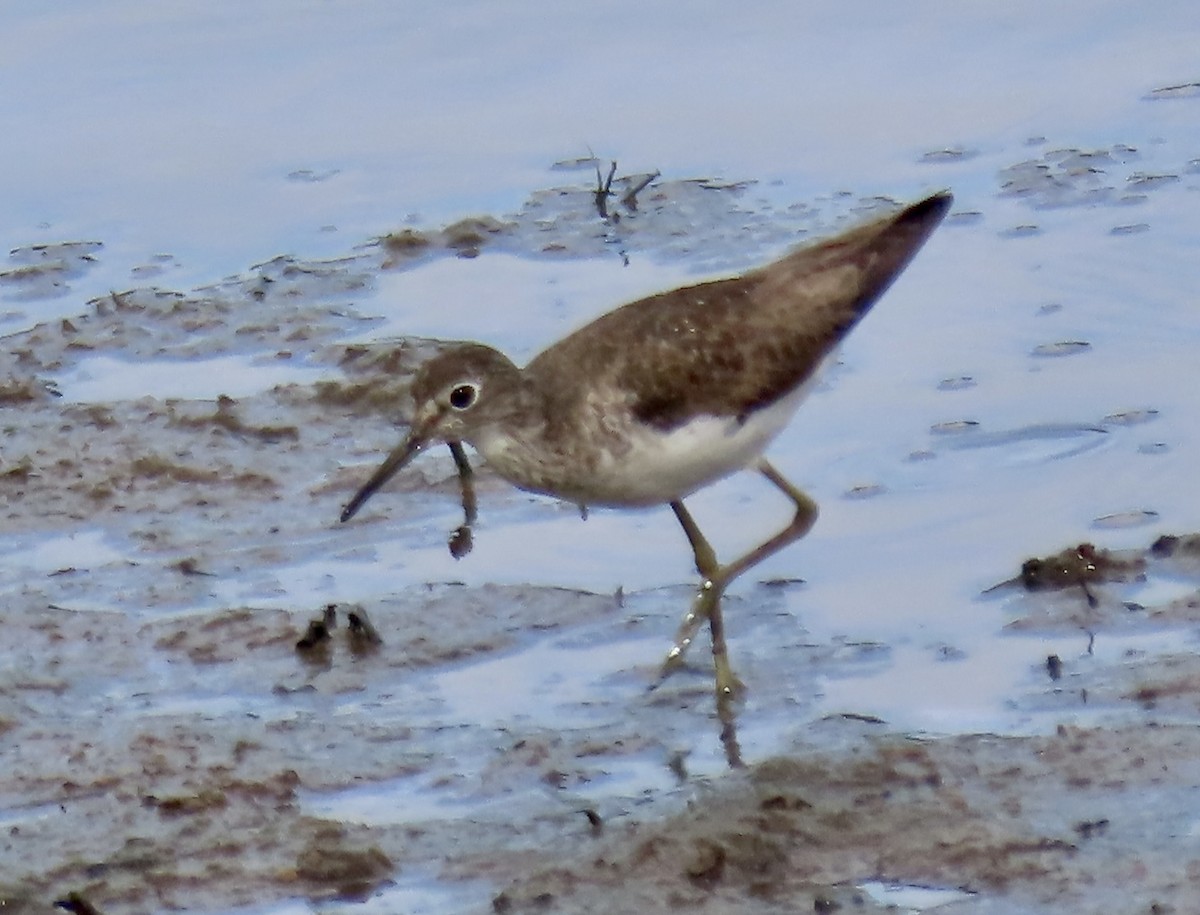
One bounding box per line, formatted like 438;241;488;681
3;145;1200;914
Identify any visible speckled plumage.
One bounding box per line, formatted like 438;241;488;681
342;191;951;513
340;190;952;699
523;191;952;436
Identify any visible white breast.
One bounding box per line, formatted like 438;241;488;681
475;352;836;508
585;379;810;505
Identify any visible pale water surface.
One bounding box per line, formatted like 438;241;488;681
2;2;1200;912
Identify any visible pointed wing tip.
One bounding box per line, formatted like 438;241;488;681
908;189;954;224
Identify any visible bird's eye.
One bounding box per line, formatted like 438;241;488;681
448;383;478;410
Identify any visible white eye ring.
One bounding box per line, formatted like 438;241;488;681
448;383;478;411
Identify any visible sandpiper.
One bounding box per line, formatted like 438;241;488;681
341;191;952;696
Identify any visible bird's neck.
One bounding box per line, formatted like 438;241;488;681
465;377;557;491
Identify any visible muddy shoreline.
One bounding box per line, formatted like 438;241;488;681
4;162;1200;913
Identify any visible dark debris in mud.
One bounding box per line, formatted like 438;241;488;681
1;241;103;302
988;531;1200;634
2;161;1200;914
489;723;1200;913
996;143;1170;210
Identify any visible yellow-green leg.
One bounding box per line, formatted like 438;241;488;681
661;458;819;697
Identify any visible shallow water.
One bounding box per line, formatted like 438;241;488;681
3;2;1200;913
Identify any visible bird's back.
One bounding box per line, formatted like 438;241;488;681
524;192;952;434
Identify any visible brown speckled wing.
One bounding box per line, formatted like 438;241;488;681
526;192;952;432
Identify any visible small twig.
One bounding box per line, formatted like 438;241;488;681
593;159;617;219
620;170;660;211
